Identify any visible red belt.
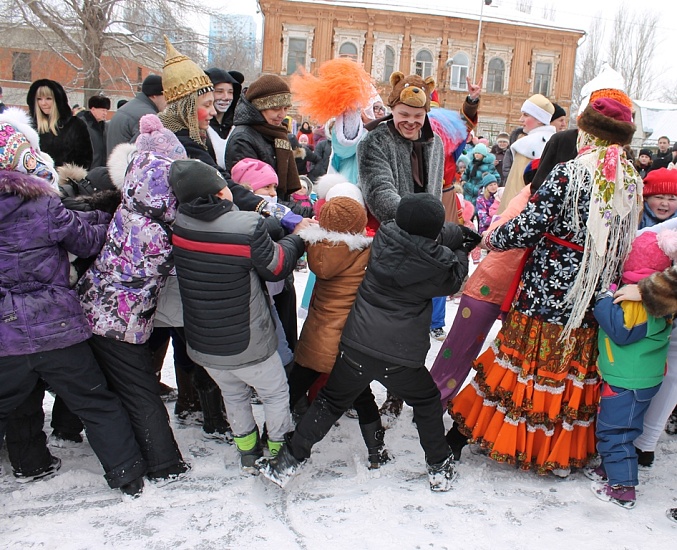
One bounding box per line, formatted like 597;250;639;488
499;233;584;313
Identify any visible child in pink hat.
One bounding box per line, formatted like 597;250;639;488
230;157;279;202
587;229;677;509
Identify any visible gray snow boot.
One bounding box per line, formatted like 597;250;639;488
427;453;458;492
360;420;391;469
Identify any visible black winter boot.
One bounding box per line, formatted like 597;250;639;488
234;428;263;474
193;367;233;444
256;433;306;488
120;476;144;498
445;423;468;461
174;367;202;424
427;453;457;492
359;420;391;469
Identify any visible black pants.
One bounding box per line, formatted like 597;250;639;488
287;362;379;425
5;380;52;476
291;345;449;465
0;342;146;487
273;278;297;353
88;335;183;475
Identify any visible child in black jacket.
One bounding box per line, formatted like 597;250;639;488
257;193;479;491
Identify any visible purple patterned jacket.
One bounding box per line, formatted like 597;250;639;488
78;150;182;344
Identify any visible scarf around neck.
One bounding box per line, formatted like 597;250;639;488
560;131;642;340
251;122;300;196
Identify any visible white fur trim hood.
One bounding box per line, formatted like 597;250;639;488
299;224;372;250
107;142;137;190
510;124;556;160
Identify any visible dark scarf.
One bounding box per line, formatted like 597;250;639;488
251;123;301;196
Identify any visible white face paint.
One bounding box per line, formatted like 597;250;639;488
214;100;231;113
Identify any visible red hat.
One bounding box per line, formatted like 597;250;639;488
622;230;677;284
642;168;677;197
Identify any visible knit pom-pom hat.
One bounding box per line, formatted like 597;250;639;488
622;230;677;284
135;114;187;160
642;167;677;197
230;157;278;191
319;196;367;235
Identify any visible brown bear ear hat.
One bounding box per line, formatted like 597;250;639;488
387;72;436;112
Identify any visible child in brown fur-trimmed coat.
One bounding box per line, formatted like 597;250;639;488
287;195;390;469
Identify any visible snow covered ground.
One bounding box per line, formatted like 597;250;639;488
2;270;677;549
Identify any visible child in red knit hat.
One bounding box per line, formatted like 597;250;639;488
640;167;677;229
587;229;677;509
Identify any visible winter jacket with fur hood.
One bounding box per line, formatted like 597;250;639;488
27;79;93;169
77;139;186;344
340;220;468;367
356;119;444;223
172;196;305;370
294;225;372;373
0;170;110;356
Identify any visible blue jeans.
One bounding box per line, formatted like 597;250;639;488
596;382;661;486
430;296;446;330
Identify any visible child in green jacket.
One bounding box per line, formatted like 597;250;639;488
587;230;677;509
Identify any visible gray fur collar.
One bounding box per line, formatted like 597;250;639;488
0;169;58;199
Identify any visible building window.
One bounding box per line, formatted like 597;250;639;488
12;52;31;82
450;53;469;90
486;58;504;94
287;38;307;75
415;49;434;79
384;46;395;82
534;61;552;96
338;42;358;61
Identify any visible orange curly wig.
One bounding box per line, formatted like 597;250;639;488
291;58;374;123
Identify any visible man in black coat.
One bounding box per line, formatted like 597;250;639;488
78;95;110;169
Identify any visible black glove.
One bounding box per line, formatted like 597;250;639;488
437;222;463;249
460;225;482;254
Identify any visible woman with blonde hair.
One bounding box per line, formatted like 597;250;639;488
26;79;92;169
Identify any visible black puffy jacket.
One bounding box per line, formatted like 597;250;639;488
173;195;305;369
340;221;468;367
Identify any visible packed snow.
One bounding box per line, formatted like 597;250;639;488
2;270;676;549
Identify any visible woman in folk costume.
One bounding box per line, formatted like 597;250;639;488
448;98;641;476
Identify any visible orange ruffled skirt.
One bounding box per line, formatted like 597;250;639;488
450;309;600;474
